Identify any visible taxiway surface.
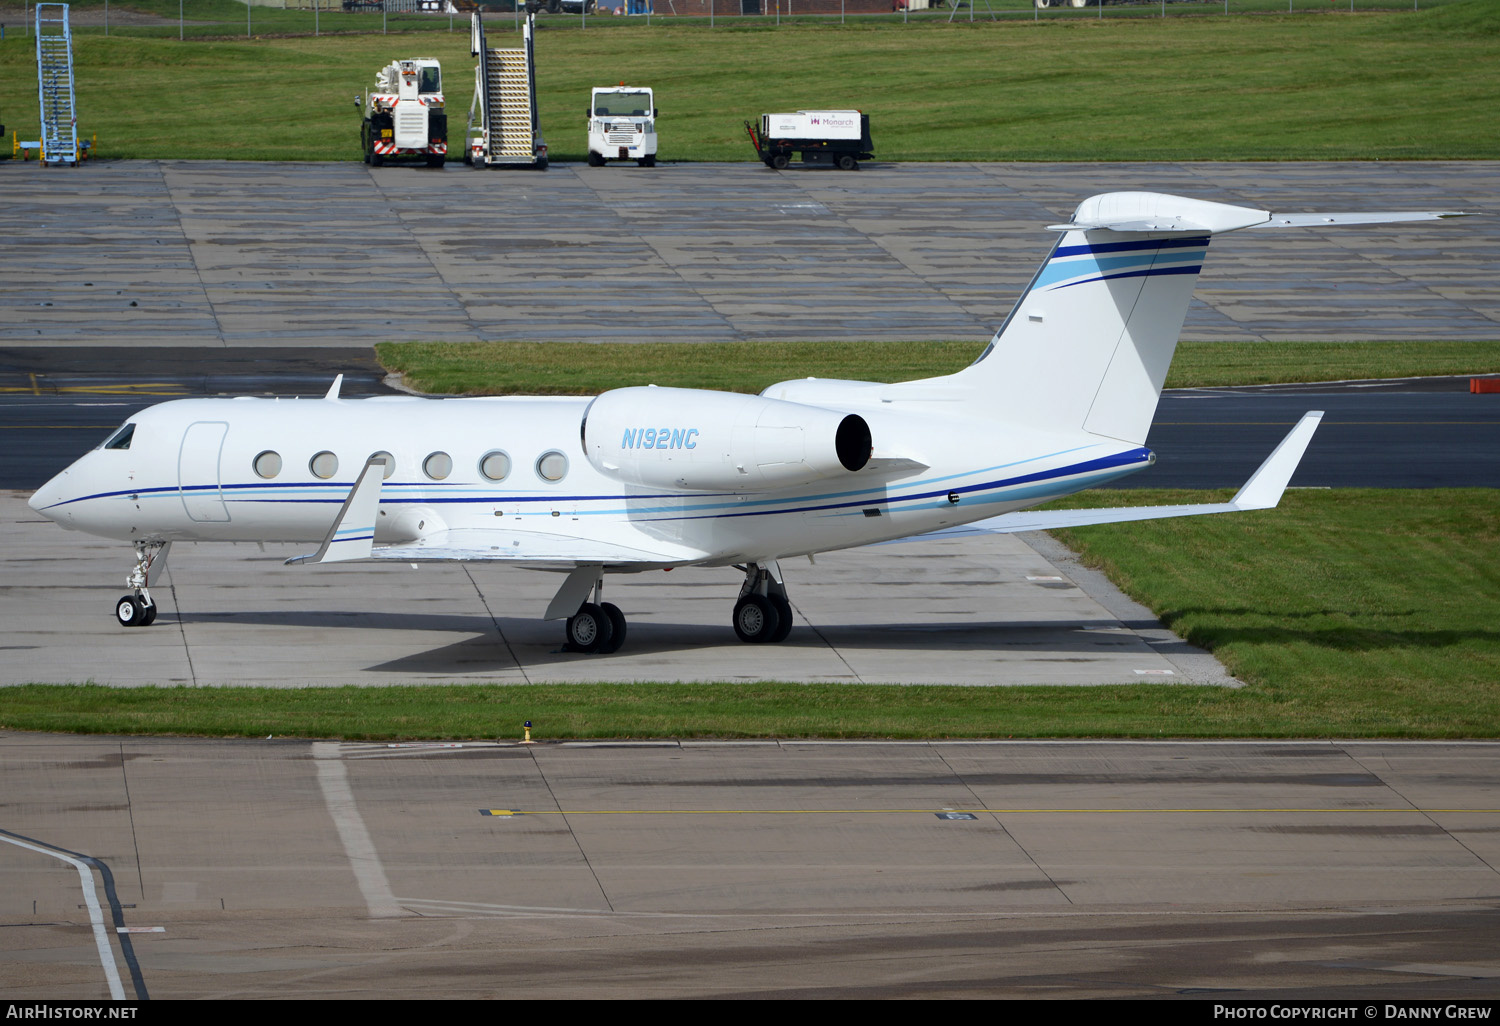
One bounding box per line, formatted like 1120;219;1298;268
3;159;1495;347
3;735;1498;1000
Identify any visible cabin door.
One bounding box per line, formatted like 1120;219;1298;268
179;421;231;522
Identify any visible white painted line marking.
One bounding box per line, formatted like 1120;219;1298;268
1133;669;1176;675
0;835;126;999
117;926;166;933
1026;575;1064;581
314;742;404;919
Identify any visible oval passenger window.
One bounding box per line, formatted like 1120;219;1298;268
479;451;511;482
537;451;568;482
253;450;282;479
424;452;452;480
310;451;339;480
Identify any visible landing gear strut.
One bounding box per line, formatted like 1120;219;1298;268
732;562;793;644
116;541;170;628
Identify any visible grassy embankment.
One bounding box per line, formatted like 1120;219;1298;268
378;339;1500;395
0;0;1496;160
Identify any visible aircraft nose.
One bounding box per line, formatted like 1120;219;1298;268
29;470;71;523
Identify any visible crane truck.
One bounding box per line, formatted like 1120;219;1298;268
360;58;446;168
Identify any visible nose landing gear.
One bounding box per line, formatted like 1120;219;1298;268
115;541;170;628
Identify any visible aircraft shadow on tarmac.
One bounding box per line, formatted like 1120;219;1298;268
166;609;1193;672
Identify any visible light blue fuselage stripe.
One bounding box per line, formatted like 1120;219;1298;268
40;450;1154;526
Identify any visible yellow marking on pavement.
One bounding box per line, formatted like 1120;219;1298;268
0;383;188;396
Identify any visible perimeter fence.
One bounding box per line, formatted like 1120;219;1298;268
0;0;1476;41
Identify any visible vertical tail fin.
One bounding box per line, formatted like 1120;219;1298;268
946;192;1463;446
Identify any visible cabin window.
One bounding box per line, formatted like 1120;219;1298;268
100;423;135;451
536;450;568;482
253;450;282;479
423;452;453;480
310;451;339;480
479;451;511;482
370;451;396;480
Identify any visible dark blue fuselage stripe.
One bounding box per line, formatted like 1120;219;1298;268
1053;236;1209;258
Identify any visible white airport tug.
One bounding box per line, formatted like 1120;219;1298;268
586;86;657;167
360;58;446;168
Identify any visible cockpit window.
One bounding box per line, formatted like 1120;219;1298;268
100;423;135;450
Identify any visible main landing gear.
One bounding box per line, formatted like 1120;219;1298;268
732;562;794;644
557;561;798;654
564;577;627;654
115;541;169;628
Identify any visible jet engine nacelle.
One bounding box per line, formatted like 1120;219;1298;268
582;386;871;492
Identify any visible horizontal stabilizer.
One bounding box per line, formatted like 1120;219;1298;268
888;412;1322;541
1048;192;1466;236
285;456;387;565
1246;211;1467;229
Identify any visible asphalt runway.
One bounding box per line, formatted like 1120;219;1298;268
2;160;1495;348
4;734;1499;1000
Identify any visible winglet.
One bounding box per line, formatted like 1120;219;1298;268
1230;411;1323;510
324;374;344;401
285;456;386;565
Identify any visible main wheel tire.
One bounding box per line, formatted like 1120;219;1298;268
639;155;656;168
733;595;782;644
370;149;384;168
587;151;605;167
115;594;145;628
768;595;793;643
566;603;614;653
770;153;790;171
600;602;627;654
426;153;444;168
140;601;158;627
836;154;857;171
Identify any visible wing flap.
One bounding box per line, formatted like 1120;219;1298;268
358;527;706;569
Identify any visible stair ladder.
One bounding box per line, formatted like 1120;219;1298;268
467;12;545;168
35;3;80;166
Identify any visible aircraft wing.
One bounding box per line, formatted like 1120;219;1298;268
292;525;706;571
897;411;1322;541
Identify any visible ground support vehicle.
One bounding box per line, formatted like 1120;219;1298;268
586;87;657;167
746;110;872;171
361;58;446;168
465;11;547;169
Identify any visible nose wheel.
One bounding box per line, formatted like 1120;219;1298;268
115;593;157;627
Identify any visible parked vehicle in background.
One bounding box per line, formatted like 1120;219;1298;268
587;87;658;168
360;59;446;168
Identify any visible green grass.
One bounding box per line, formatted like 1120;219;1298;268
376;339;1500;395
3;490;1497;740
1;0;1495;160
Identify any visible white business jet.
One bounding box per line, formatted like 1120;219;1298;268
29;192;1462;652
